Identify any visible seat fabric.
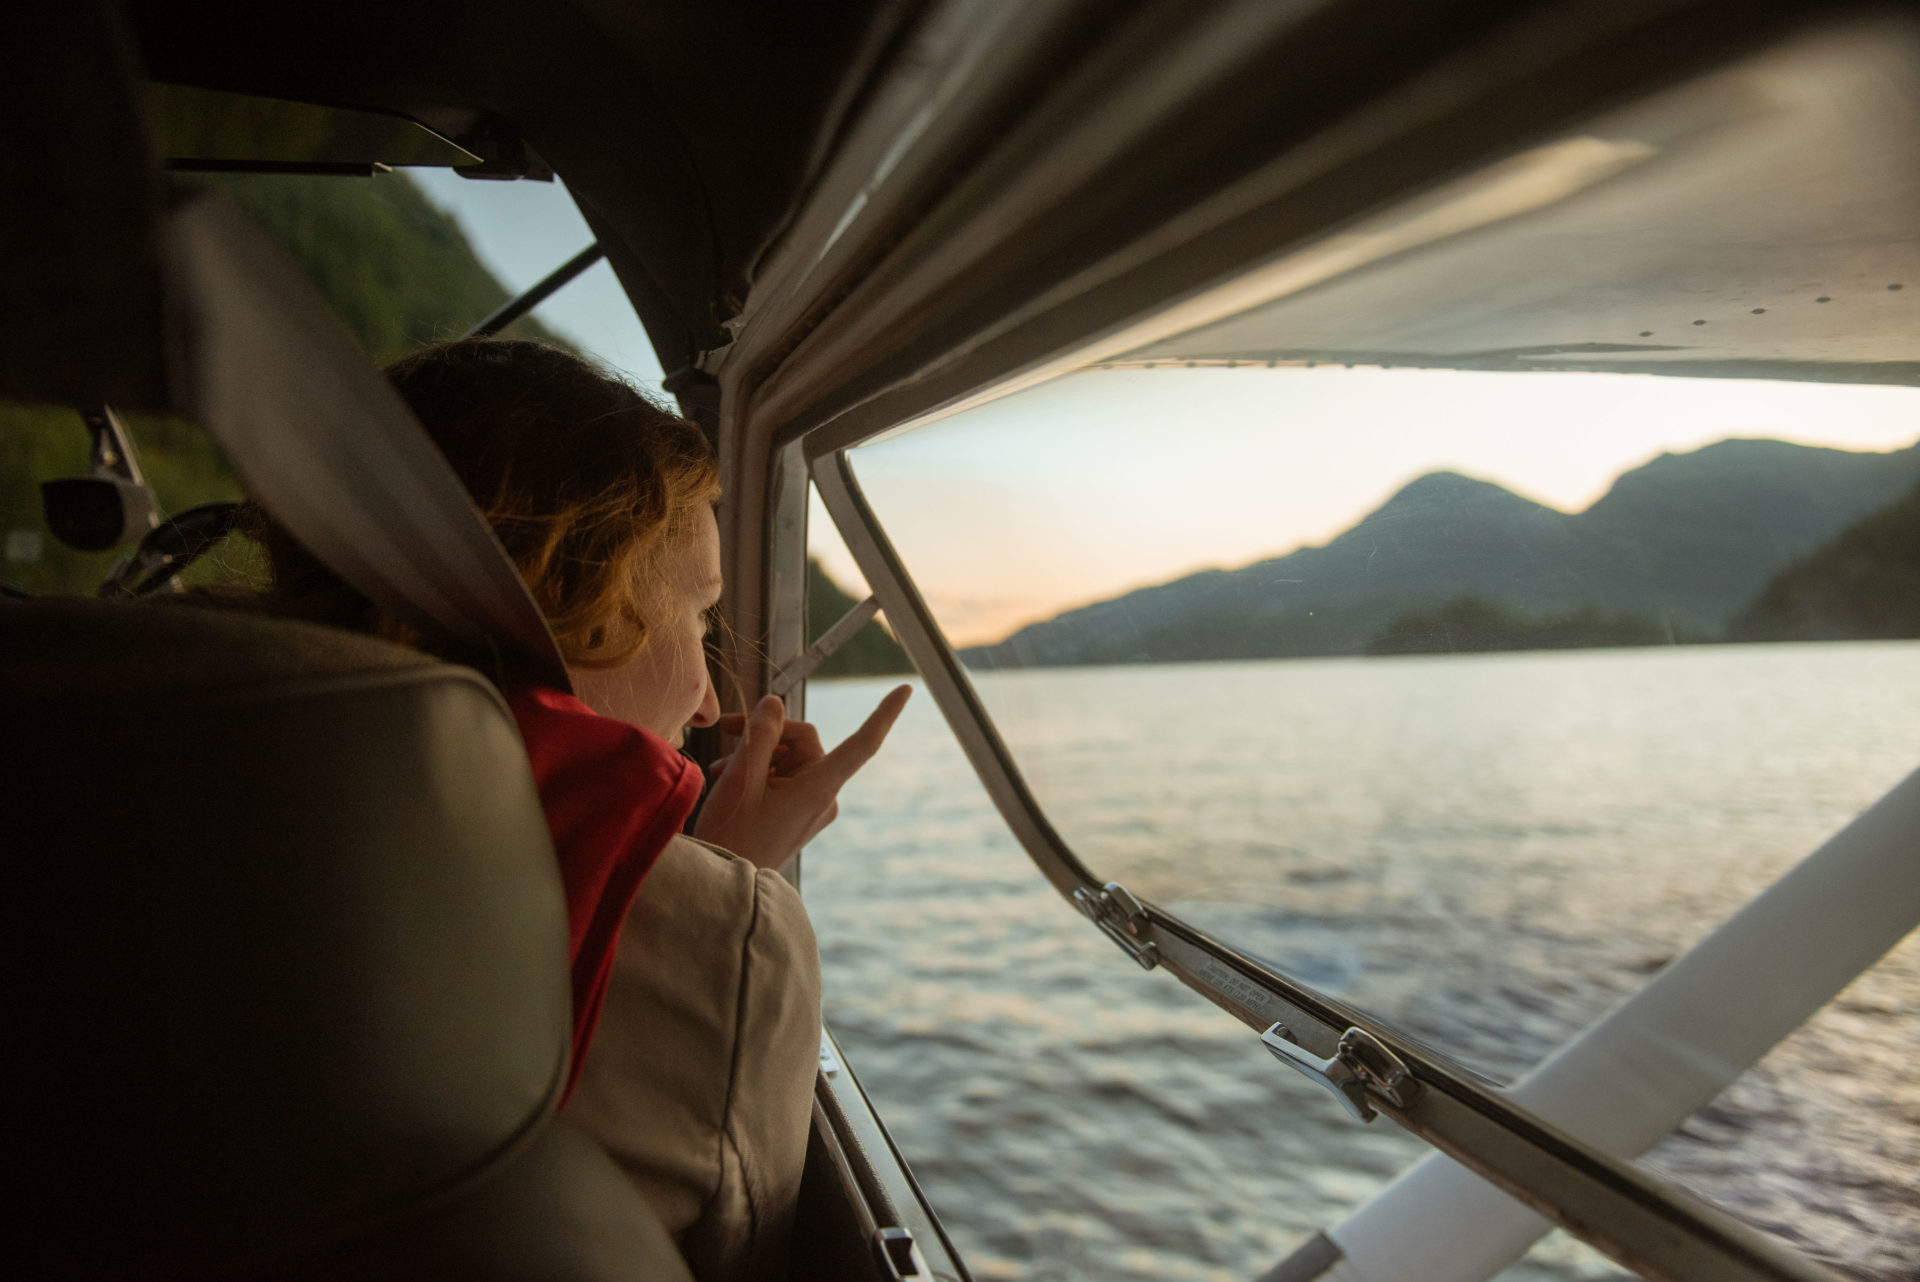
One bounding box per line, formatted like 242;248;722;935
0;598;687;1281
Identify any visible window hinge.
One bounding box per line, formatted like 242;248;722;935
1072;881;1159;970
1260;1023;1421;1123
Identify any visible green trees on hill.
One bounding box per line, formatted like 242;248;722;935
1343;475;1920;656
1731;479;1920;641
1367;597;1675;655
807;558;912;677
189;171;565;361
970;441;1920;667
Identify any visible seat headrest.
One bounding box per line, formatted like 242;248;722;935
1;599;573;1278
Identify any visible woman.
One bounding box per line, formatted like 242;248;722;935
250;338;908;1281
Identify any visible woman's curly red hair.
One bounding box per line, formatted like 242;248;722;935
251;339;719;670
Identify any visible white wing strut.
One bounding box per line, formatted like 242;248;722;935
1269;766;1920;1282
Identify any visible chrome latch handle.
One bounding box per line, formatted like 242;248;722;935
1072;881;1160;970
1261;1024;1374;1120
1261;1023;1420;1123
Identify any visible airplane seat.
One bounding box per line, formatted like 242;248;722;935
2;5;687;1274
0;596;689;1281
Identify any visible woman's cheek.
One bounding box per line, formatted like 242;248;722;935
670;632;707;716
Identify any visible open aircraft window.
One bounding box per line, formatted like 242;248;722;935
2;130;663;602
848;366;1920;1274
818;18;1920;1280
404;170;670;395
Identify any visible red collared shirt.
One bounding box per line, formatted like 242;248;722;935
507;686;703;1099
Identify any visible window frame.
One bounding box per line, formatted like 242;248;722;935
708;2;1905;1277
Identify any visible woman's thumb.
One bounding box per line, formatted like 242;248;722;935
736;693;785;780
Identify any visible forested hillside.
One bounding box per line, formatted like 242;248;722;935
189;171;565;361
2;170;562;595
1731;479;1920;641
1368;597;1678;655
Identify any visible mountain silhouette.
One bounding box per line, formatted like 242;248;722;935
962;438;1920;669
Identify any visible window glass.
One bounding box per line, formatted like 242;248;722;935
186;168;572;360
848;366;1920;1271
801;642;1633;1282
799;670;1437;1282
3;159;660;600
1638;940;1920;1273
409;170;669;397
182;163;665;390
838;19;1920;1273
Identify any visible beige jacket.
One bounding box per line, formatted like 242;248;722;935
565;835;822;1282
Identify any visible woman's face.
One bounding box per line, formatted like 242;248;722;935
567;507;723;746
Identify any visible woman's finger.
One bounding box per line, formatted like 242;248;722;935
730;694;786;794
716;710;820;751
795;800;838;851
776;720;827;771
816;685;912;788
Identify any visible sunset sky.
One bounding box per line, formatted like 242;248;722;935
837;367;1920;642
421;172;1920;646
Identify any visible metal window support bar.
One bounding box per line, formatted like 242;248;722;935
770;594;882;698
462;243;604;340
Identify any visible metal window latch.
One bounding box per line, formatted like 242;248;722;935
1260;1023;1421;1123
1072;881;1159;970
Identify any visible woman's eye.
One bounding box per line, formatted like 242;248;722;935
702;604;722;637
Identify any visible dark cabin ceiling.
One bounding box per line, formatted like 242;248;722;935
125;0;920;401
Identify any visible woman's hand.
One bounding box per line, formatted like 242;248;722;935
693;685;912;870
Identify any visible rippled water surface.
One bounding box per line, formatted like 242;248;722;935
801;644;1920;1282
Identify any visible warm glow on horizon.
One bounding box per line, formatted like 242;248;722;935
812;366;1920;645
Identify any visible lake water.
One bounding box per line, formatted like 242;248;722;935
801;643;1920;1282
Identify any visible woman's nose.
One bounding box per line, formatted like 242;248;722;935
689;672;721;729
